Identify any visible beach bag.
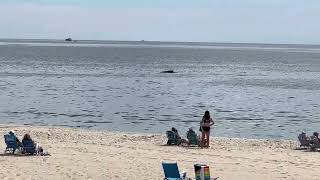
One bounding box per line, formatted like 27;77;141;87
194;164;210;180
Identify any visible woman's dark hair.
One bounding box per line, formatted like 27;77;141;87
203;111;210;120
23;133;31;141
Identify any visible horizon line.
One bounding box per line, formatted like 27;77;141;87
0;37;319;46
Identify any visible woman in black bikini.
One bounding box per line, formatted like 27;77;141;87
200;111;214;148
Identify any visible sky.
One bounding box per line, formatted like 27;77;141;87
0;0;319;44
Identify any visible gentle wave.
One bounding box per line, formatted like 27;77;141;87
0;41;319;139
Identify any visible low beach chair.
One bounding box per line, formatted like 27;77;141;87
22;139;36;155
298;132;310;148
309;136;320;151
162;162;188;180
194;164;219;180
4;134;19;154
187;130;200;146
166;131;181;145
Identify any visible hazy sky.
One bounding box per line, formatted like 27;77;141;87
1;0;319;44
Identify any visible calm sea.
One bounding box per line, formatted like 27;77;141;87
0;39;319;139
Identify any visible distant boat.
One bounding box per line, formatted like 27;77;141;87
65;38;72;42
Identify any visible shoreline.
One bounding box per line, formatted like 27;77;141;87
0;123;300;141
1;124;319;180
0;123;297;142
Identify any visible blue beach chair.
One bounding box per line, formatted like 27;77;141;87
162;162;187;180
4;134;19;154
22;139;36;155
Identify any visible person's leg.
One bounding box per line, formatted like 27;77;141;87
201;130;206;148
181;138;188;144
203;131;209;147
203;131;207;148
206;131;210;148
35;143;40;154
167;140;170;145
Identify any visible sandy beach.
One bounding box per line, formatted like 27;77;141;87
0;124;319;180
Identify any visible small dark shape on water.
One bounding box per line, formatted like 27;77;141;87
65;38;72;42
161;70;176;73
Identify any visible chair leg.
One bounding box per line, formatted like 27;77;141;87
167;140;171;145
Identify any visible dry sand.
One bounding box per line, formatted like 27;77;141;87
0;124;319;180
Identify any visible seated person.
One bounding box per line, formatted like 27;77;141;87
187;128;196;136
309;132;320;150
171;128;181;139
186;128;200;145
8;130;22;147
187;128;200;138
171;127;188;144
22;133;46;155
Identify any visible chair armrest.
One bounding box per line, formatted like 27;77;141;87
180;171;187;180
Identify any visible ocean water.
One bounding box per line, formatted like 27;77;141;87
0;39;320;139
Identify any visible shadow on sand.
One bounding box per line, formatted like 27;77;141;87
0;153;37;157
293;147;320;152
159;143;202;149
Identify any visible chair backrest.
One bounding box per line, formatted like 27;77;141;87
187;130;198;145
194;164;211;180
162;162;181;179
298;133;310;146
166;131;176;140
22;139;35;154
4;134;17;148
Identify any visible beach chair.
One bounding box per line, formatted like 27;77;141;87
187;130;200;146
298;132;310;147
22;139;36;155
194;164;219;180
162;162;188;180
309;136;320;151
166;131;181;145
4;134;19;154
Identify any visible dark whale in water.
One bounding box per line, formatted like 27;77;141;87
160;70;176;73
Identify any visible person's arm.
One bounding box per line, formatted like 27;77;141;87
176;132;181;139
32;140;37;148
200;117;204;127
209;118;214;126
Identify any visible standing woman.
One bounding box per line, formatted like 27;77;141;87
200;111;214;148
